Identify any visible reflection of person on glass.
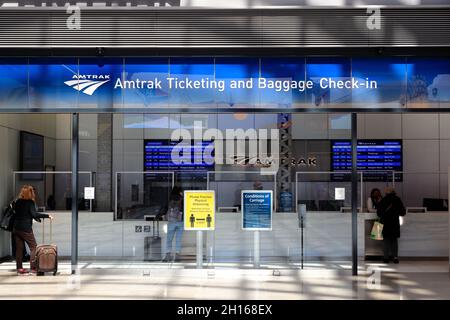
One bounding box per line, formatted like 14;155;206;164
161;186;184;263
190;214;195;228
206;214;212;228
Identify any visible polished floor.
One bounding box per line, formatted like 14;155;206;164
0;260;449;300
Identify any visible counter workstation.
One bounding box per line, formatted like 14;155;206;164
31;211;448;260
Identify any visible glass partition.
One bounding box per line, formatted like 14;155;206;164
391;172;447;259
295;170;398;269
295;171;359;270
115;171;174;220
174;171;208;192
13;171;94;211
206;171;277;267
12;171;97;262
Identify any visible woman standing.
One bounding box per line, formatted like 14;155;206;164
367;188;383;213
377;187;406;264
161;186;184;262
13;185;53;274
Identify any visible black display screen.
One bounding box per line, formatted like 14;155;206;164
331;139;403;181
144;139;214;180
20;131;44;181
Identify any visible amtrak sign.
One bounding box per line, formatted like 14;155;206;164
68;75;379;95
64;74;110;95
0;56;448;111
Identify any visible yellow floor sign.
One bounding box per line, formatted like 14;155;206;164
184;190;215;230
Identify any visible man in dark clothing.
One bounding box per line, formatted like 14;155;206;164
377;187;406;264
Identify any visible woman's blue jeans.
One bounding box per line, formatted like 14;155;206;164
166;221;184;254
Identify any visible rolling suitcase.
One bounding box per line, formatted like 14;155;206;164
35;218;58;276
144;219;161;261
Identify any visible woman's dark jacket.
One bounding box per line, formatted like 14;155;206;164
376;193;406;238
13;199;49;232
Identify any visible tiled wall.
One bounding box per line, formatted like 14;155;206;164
292;112;450;206
358;113;450;206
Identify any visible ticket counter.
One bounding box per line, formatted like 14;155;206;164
32;210;448;263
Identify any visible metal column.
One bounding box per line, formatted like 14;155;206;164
196;231;203;269
254;230;260;268
277;113;293;211
71;113;79;274
351;113;358;276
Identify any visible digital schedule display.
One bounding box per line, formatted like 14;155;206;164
144;140;214;178
331;140;402;181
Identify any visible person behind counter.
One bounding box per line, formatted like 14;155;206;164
253;180;263;190
13;185;54;275
160;186;184;263
367;188;383;213
376;187;406;264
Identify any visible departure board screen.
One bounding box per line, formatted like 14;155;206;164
144;140;214;180
331;140;402;181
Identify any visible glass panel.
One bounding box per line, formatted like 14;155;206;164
12;171;95;263
352;57;406;109
306;57;352;109
397;173;446;258
215;57;260;108
260;58;306;108
28;58;79;109
406;58;450;109
169;57;215;108
207;171;277;267
2;57;450;112
116;171;172;220
296;171;355;270
14;172;93;211
78;58;123;109
0;58;28;110
123;58;169;109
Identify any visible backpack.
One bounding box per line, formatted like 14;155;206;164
1;201;16;232
167;200;182;222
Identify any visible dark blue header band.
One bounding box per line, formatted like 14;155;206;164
0;57;449;112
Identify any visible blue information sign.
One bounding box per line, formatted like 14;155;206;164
1;57;450;111
241;190;273;230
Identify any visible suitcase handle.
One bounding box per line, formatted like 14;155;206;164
152;219;159;237
41;218;52;244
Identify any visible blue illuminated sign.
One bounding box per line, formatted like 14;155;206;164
0;57;449;111
242;190;273;230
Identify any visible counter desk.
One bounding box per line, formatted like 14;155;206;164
30;210;448;260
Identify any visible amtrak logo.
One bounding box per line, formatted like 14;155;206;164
64;74;110;95
231;155;273;168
